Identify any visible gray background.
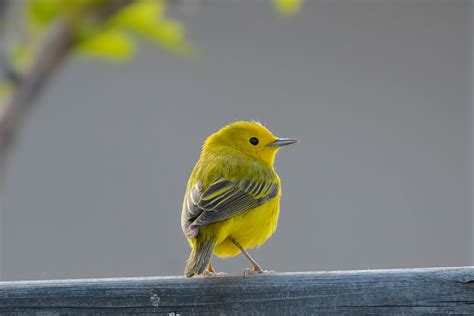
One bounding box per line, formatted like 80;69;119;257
1;0;472;281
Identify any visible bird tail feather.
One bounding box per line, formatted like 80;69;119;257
185;237;215;277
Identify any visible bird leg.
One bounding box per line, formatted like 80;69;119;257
230;238;274;276
207;261;216;273
203;260;227;277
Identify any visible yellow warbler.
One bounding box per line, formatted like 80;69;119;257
181;121;298;277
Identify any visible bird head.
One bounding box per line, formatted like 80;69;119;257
204;121;298;166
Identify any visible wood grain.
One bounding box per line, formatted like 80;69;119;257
0;267;473;315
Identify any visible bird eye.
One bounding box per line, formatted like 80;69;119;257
249;137;259;146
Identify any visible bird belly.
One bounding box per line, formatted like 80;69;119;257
212;198;280;258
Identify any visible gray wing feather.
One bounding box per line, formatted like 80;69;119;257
181;178;278;238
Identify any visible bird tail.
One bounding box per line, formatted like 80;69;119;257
185;237;216;278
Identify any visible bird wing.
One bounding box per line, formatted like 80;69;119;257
182;177;279;238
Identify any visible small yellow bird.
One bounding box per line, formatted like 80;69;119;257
181;121;298;277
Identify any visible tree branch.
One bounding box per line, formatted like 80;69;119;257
0;18;73;175
0;0;135;177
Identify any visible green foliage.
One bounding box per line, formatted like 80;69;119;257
9;0;302;69
26;0;62;29
11;44;33;71
21;0;190;63
77;29;135;61
0;82;12;104
109;1;188;53
78;0;190;60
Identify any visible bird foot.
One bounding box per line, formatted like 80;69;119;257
243;268;275;276
203;271;229;277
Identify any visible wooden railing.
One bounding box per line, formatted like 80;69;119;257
0;267;473;315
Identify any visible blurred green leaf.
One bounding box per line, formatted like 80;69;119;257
152;19;188;51
26;0;62;28
0;82;12;104
109;0;190;53
273;0;304;16
11;44;33;72
63;0;102;6
110;0;165;28
77;29;135;61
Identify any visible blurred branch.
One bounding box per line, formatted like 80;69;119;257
0;19;72;173
0;0;135;177
0;0;300;177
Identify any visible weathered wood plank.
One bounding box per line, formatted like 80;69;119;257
0;267;473;315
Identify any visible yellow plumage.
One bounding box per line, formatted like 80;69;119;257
192;197;280;257
181;121;297;277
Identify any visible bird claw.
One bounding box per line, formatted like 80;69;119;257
203;271;229;277
243;268;275;276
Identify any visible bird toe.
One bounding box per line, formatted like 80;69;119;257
203;271;229;277
243;268;275;276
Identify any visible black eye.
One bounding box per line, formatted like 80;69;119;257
249;137;259;146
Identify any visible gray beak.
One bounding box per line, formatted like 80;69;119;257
269;138;299;147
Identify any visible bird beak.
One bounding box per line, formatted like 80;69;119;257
269;138;299;147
